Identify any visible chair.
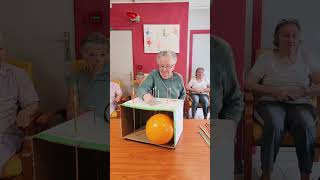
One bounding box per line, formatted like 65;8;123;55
242;50;320;180
0;60;54;180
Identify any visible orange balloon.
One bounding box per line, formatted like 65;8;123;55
146;114;174;145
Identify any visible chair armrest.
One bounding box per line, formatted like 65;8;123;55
244;91;254;126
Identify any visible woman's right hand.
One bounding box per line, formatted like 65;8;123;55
271;87;305;101
271;89;290;101
143;93;156;104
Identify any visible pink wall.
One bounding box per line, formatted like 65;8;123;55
251;0;262;65
74;0;109;58
211;0;246;86
110;2;189;82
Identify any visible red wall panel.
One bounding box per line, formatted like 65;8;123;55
211;0;246;86
110;2;189;83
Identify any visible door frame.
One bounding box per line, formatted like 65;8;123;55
189;29;210;80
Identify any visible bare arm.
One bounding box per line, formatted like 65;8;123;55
305;72;320;96
16;102;39;128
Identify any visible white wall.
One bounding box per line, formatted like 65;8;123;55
189;9;210;30
187;8;210;81
0;0;75;111
261;0;320;60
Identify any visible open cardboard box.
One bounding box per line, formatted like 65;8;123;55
120;97;184;149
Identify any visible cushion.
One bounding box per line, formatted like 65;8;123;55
111;111;118;118
0;154;22;178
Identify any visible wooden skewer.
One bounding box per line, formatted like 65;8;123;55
200;125;210;139
198;128;210;146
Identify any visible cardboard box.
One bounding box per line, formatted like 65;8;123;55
120;97;184;149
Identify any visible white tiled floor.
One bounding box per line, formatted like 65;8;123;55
188;108;210;119
251;147;320;180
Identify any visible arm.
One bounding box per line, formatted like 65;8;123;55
114;83;123;103
186;79;201;93
137;73;155;103
16;69;40;128
305;72;320;96
16;102;40;128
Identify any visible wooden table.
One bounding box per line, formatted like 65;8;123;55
110;118;210;180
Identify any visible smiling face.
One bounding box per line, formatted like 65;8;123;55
278;23;300;53
158;55;176;80
81;43;107;73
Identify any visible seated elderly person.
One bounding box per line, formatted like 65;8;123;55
110;81;122;115
186;67;210;119
66;32;108;179
246;19;320;180
137;50;186;103
67;32;109;120
0;33;39;176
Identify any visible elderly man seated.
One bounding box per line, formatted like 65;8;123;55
0;33;39;176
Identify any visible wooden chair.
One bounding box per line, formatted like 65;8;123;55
1;60;57;180
185;91;210;119
242;50;320;180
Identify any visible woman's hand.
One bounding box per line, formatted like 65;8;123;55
271;89;290;101
271;86;306;101
114;96;121;103
143;93;156;104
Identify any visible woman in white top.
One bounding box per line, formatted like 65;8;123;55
246;19;320;180
187;67;210;119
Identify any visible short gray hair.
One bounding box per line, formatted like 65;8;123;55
156;50;177;64
80;32;109;50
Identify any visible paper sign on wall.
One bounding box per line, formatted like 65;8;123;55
143;24;180;53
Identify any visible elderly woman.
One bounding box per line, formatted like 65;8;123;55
186;67;210;119
67;32;109;120
245;19;320;180
66;32;108;179
0;33;39;175
137;50;186;103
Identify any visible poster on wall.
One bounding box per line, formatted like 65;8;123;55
143;24;180;53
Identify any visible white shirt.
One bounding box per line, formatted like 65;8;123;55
251;49;320;104
188;77;210;95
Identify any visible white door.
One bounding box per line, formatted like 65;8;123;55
191;33;210;80
0;0;75;111
110;30;134;97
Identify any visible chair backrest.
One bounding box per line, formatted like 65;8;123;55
6;59;33;81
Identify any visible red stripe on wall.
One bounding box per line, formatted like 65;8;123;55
211;0;247;87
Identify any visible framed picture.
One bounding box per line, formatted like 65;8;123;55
143;24;180;53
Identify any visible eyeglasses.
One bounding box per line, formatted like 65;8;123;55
159;64;175;70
